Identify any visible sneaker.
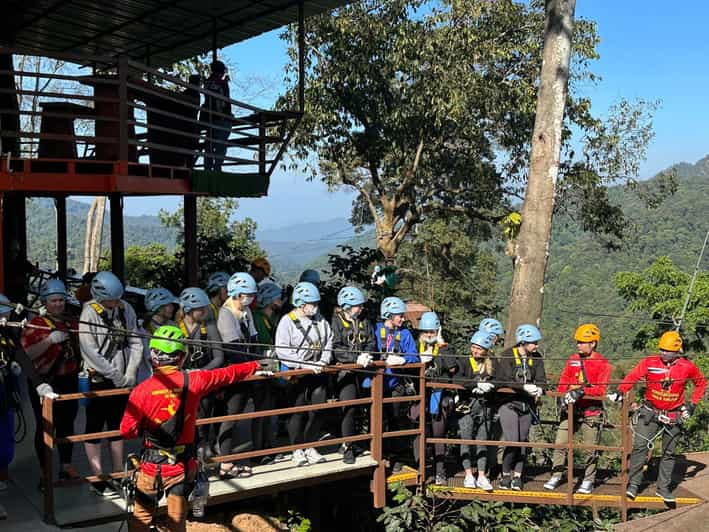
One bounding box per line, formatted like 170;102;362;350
625;484;639;500
337;443;348;455
107;479;122;496
498;475;512;490
304;447;326;465
434;474;447;486
655;486;676;503
343;446;355;465
576;480;593;495
259;455;275;466
511;476;523;491
292;449;308;467
463;474;476;488
89;481;111;497
544;475;562;491
476;475;493;492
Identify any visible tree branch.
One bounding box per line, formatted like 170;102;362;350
396;136;424;197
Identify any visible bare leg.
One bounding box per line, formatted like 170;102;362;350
84;442;103;476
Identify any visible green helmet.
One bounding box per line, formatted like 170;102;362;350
149;325;186;366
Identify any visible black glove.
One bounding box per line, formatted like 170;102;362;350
563;387;585;405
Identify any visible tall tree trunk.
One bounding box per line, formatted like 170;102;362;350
83;196;106;273
506;0;576;345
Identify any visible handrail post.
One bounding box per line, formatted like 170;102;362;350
417;364;426;487
118;54;128;175
42;396;56;524
566;401;574;505
258;113;266;177
620;392;631;521
371;367;385;508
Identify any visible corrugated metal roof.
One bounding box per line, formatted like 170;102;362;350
3;0;350;66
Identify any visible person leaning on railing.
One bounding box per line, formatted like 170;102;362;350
78;271;143;497
365;296;419;473
120;325;267;532
543;324;612;495
493;324;547;491
331;286;377;465
408;311;457;484
608;331;707;503
453;330;497;492
275;281;333;467
21;279;82;486
200;60;232;172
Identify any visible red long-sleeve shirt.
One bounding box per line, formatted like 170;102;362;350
120;361;258;477
557;352;612;415
618;355;707;411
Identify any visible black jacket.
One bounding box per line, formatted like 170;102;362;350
331;311;376;364
493;346;547;408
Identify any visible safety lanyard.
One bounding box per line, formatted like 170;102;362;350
380;327;400;353
289;312;323;350
339;313;367;347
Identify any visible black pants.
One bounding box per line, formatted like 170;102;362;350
499;402;532;475
251;381;275;451
409;391;453;477
383;384;411;460
29;374;78;468
196;394;215;447
288;375;327;445
217;382;251;455
336;372;359;439
85;380;127;443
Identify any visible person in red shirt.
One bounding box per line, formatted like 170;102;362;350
609;331;707;503
543;324;611;494
21;279;81;484
120;325;267;532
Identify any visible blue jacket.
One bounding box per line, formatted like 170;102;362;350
362;323;418;390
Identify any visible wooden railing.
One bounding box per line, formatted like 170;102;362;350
40;364;637;525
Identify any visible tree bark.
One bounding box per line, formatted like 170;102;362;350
83;196;106;274
506;0;576;345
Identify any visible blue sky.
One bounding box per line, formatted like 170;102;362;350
121;1;709;228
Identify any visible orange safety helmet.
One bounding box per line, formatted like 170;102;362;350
658;331;683;352
250;257;272;277
574;323;600;344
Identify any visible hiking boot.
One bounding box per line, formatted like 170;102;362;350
511;476;523;491
544;475;562;491
476;475;493;492
89;481;112;497
576;480;593;495
292;449;308;467
625;484;639;500
498;475;512;490
463;474;476;488
343;446;355;465
305;447;326;465
655;486;676;503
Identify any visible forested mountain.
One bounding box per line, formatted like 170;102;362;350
26;198;177;272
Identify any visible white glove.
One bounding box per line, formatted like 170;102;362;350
523;384;542;397
48;330;69;344
472;386;484;395
419;354;433;364
476;382;495;394
0;318;7;327
356;353;373;367
255;370;274;377
385;354;406;367
311;360;327;374
36;383;59;402
563;392;576;405
15;303;24;315
606;392;623;403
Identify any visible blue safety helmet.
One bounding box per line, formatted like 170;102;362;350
144;287;178;313
292;282;320;307
227;272;258;297
0;293;13;315
470;330;494;350
479;318;504;337
179;287;210;313
205;271;230;294
90;271;124;301
299;269;321;285
515;324;542;344
257;281;283;309
40;279;67;303
419;311;440;331
337;286;366;309
380;296;406;319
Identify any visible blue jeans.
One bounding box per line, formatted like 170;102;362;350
205;118;232;171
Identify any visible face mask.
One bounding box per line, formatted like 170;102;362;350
347;307;361;319
303;304;318;317
423;335;438;345
241;295;254;306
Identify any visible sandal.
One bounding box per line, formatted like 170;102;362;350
219;463;253;479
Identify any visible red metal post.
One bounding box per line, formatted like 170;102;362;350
55;195;67;280
118;54;128;175
0;192;4;293
371;367;385;508
109;193;125;281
